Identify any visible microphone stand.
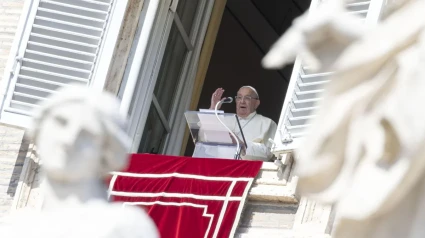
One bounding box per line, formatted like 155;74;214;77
214;98;241;160
235;114;247;155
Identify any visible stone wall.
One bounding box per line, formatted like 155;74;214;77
10;145;42;212
104;0;145;95
0;0;25;80
0;0;27;219
0;124;27;218
236;155;333;237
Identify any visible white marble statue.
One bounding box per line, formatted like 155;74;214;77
0;86;159;238
263;0;425;237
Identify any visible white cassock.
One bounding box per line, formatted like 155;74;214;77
232;112;277;161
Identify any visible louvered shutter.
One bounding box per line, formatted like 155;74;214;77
1;0;115;127
274;0;385;151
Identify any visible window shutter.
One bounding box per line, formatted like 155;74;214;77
0;0;115;127
275;0;385;151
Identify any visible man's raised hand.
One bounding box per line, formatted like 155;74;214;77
210;88;225;109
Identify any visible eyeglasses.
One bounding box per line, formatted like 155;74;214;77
235;95;259;101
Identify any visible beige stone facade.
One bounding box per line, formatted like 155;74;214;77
0;0;25;79
235;155;333;237
0;0;26;219
0;124;27;218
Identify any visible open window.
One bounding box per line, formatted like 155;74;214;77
182;0;312;156
122;0;386;156
124;0;313;155
120;0;215;153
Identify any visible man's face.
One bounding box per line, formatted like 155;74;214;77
236;87;260;118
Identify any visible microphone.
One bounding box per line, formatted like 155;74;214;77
221;97;233;104
214;96;241;159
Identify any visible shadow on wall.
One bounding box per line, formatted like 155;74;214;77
4;129;29;197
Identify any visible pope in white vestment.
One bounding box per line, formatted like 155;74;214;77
209;86;277;161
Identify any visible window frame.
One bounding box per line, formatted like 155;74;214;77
121;0;215;154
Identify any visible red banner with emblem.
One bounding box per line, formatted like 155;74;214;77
109;154;262;238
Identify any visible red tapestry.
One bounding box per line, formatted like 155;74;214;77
108;154;262;238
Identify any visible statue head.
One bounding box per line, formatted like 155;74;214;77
29;85;130;183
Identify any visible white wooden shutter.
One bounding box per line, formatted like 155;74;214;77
274;0;385;152
0;0;115;127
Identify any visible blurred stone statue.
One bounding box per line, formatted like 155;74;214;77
263;0;425;237
0;86;159;238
